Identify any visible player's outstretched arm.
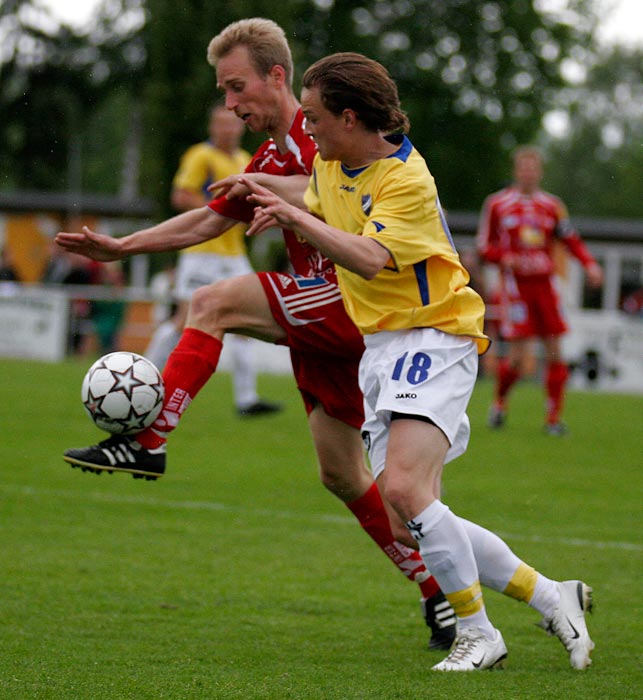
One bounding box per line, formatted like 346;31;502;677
55;207;237;261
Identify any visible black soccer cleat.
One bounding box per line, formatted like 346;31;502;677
237;399;283;417
63;435;166;480
544;421;568;437
422;590;458;651
486;405;506;429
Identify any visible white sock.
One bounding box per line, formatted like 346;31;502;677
528;576;560;618
409;500;495;640
458;517;523;592
230;335;258;408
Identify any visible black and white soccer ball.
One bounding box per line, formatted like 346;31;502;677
81;351;164;435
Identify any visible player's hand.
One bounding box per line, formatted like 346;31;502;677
586;262;604;288
241;177;299;235
208;174;250;200
54;226;123;262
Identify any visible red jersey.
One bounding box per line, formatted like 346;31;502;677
208;108;335;280
476;186;596;280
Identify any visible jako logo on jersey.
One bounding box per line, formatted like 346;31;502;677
361;430;371;451
361;194;372;215
395;392;418;399
340;184;355;192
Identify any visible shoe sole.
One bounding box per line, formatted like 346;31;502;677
572;582;595;669
63;456;162;481
432;653;508;672
489;654;507;670
580;582;594;614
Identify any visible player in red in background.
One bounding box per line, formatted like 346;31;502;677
476;146;603;435
55;18;456;651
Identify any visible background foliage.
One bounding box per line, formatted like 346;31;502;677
1;0;642;220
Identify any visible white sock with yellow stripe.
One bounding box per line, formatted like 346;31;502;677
457;517;559;616
407;500;496;640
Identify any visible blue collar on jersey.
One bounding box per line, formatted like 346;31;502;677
341;134;413;178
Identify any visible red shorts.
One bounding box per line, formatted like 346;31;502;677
257;271;365;429
499;275;568;340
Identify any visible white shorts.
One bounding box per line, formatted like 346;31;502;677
360;327;478;480
174;253;253;301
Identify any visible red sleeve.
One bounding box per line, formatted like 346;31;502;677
476;195;504;264
554;202;597;269
560;232;597;268
208;193;253;223
206;146;267;223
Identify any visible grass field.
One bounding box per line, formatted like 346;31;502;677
1;356;641;699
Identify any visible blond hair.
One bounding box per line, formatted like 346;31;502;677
207;18;293;87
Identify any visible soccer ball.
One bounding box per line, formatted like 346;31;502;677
81;351;165;435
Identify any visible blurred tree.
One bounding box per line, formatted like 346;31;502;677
141;0;602;214
293;0;602;209
543;45;643;218
0;0;146;194
140;0;302;216
5;0;639;222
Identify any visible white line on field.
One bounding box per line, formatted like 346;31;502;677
3;483;642;553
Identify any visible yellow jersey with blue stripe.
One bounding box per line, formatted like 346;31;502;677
173;141;251;257
303;135;489;353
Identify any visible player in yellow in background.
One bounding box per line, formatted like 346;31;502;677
242;51;595;673
145;103;281;416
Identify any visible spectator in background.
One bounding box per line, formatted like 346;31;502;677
144;103;281;417
477;146;603;435
42;245;98;354
0;245;20;285
91;261;127;354
621;287;643;318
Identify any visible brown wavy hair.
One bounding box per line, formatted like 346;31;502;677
302;52;409;134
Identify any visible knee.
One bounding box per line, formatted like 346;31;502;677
189;282;232;328
319;466;340;493
319;463;352;500
379;474;415;519
318;458;372;503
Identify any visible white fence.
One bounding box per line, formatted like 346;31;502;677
0;275;641;391
0;283;292;373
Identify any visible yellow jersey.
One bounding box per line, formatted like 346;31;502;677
172;141;251;257
304;136;489;353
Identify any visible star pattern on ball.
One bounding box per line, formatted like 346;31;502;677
110;363;148;400
111;405;155;433
146;377;165;403
84;381;112;420
82;352;165;435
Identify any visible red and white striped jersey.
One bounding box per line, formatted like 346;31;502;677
477;186;596;279
209;108;336;281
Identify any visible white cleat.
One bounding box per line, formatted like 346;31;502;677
540;580;594;670
431;626;507;671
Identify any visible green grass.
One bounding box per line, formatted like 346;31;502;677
1;356;641;699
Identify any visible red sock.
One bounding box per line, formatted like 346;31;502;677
496;358;520;407
137;328;222;449
347;483;440;598
545;360;569;425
